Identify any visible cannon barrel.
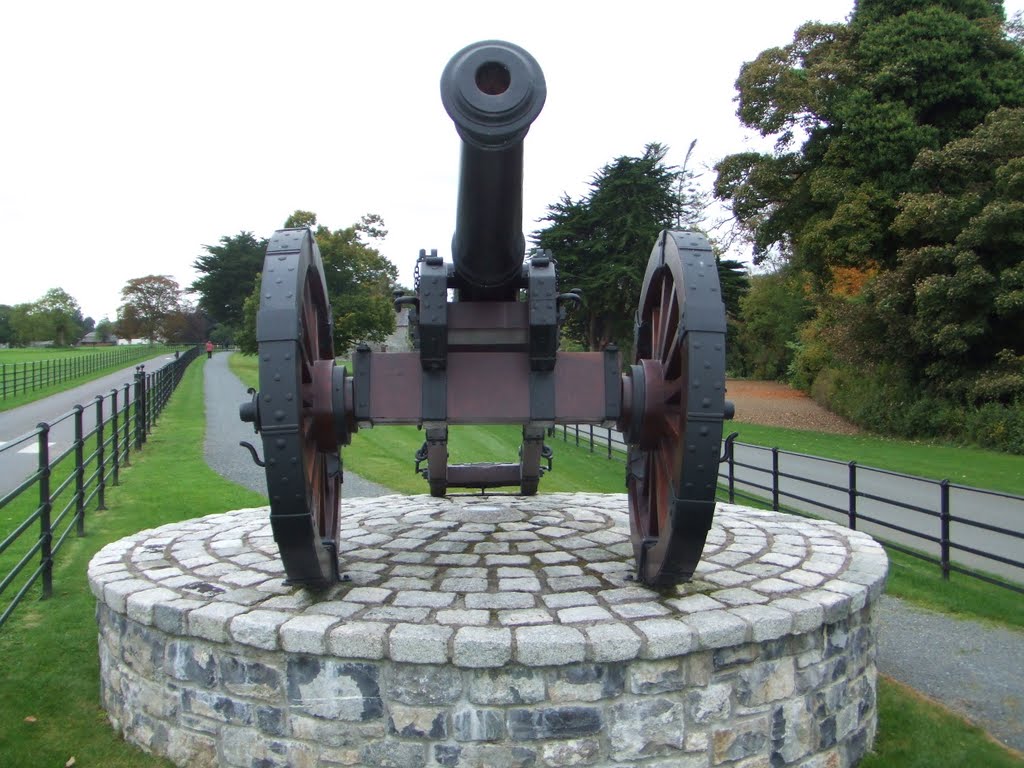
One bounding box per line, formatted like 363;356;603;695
441;40;546;300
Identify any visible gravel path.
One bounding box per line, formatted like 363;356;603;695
876;595;1024;752
202;351;392;498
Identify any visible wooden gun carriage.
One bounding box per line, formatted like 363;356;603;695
240;40;733;589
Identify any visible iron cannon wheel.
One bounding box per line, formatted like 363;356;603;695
255;229;342;588
625;231;728;586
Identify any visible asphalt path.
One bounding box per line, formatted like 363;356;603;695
0;352;178;499
723;442;1024;584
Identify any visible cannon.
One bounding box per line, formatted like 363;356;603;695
239;40;732;589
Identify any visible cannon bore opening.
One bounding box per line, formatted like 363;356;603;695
475;61;511;95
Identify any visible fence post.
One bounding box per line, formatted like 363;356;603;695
74;405;85;536
574;424;580;447
151;368;160;427
110;388;120;485
121;382;132;466
725;433;738;504
37;424;53;599
848;461;858;530
771;447;780;511
134;366;145;450
940;479;951;580
146;370;154;435
588;425;594;454
607;427;612;460
95;395;107;510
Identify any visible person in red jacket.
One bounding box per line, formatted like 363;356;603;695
206;340;214;359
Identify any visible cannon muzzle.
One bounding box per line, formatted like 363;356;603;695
441;40;546;300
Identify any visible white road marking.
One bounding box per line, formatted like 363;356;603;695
18;442;57;455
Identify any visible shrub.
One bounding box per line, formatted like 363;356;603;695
810;363;1024;454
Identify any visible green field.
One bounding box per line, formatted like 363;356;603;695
0;345;164;363
0;345;182;413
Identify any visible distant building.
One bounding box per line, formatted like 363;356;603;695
80;331;117;346
366;305;412;353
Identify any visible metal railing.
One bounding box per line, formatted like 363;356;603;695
0;346;200;629
556;424;627;460
557;425;1023;593
0;345;169;400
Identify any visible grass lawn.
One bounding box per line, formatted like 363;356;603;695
0;358;265;767
861;677;1023;768
0;345;181;413
0;353;1020;766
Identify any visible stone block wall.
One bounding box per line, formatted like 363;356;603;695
90;495;887;767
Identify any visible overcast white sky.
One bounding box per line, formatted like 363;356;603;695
2;0;1022;322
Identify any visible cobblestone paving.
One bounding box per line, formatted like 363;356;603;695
89;494;886;664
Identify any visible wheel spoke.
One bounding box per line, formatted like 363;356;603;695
658;285;678;364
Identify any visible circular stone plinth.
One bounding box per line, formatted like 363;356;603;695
90;494;887;768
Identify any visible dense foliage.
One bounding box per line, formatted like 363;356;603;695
115;275;204;343
236;211;398;356
715;1;1024;451
534;143;746;355
190;231;268;340
0;288;86;346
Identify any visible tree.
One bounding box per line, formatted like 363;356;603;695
190;232;268;331
161;300;209;344
115;304;143;344
714;2;1024;282
313;214;397;355
95;317;116;343
6;303;37;345
33;288;85;346
534;143;704;352
0;305;14;345
284;210;317;229
717;255;752;370
238;212;399;356
864;106;1024;401
118;275;183;342
236;283;260;355
732;266;812;379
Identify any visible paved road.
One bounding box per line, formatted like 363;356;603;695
723;442;1023;584
0;353;178;499
202;351;391;498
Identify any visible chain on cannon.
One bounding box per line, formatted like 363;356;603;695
239;40;734;588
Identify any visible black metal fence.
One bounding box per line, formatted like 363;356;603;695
0;346;201;629
557;425;1024;594
0;345;168;400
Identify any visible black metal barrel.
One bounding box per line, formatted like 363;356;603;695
441;40;546;301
